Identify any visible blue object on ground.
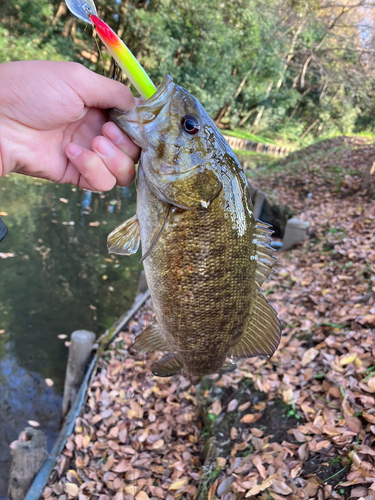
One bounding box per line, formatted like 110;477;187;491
0;217;7;243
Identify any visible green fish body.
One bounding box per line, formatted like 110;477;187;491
108;75;281;377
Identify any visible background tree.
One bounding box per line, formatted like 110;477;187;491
1;0;375;143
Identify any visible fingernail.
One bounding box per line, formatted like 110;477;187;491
66;143;82;157
96;138;115;157
105;123;126;144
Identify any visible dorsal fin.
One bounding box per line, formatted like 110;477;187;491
251;219;278;287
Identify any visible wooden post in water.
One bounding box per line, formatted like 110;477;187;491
8;427;47;500
62;330;96;418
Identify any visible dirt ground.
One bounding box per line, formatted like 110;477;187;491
40;137;375;500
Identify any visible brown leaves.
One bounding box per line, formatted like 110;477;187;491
65;483;79;498
44;166;375;500
245;474;278;496
209;399;222;416
198;167;375;500
44;301;200;500
240;414;254;424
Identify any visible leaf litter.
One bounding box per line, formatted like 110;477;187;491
44;138;375;500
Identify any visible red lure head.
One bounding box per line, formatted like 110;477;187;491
90;15;121;46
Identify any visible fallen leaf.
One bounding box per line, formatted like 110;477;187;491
27;420;40;427
227;399;238;412
282;388;293;404
240;414;254;424
0;253;15;259
210;400;222;416
168;478;188;490
135;492;150;500
65;483;79;498
272;480;293;495
340;352;357;365
245;474;278;496
301;347;319;366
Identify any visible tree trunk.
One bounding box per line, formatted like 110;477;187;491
252;82;273;130
299;118;320;139
52;2;67;26
362;162;375;190
238;107;256;128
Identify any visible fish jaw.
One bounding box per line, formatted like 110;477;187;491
109;74;175;149
109;108;148;149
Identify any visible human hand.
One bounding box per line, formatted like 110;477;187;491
0;60;140;191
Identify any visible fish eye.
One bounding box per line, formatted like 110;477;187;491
181;115;200;135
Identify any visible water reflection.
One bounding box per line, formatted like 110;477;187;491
0;175;142;390
0;343;62;499
0;174;142;497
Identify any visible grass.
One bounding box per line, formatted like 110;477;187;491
234;150;279;174
223;128;279;145
233;149;275;158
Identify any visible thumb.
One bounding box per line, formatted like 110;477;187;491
70;64;137;112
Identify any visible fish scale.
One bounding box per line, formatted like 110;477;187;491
107;74;281;377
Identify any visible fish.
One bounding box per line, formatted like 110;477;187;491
107;74;281;377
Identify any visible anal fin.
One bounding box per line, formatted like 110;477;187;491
134;319;169;353
151;354;183;377
229;289;281;360
107;214;140;255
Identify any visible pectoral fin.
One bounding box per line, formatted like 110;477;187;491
134;319;169;353
229;289;281;360
151;354;183;377
107;214;140;255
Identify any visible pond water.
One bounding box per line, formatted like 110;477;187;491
0;174;142;498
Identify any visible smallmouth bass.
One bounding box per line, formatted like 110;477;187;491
108;75;281;377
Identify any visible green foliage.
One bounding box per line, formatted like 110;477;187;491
1;0;374;144
224;129;278;145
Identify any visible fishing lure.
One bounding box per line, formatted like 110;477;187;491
65;0;156;99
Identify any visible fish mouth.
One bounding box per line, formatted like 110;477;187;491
109;74;175;148
109;108;145;148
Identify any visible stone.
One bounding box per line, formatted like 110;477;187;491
259;197;295;238
281;217;310;251
253;190;266;219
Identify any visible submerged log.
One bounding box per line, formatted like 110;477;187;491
62;329;96;418
8;427;47;500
